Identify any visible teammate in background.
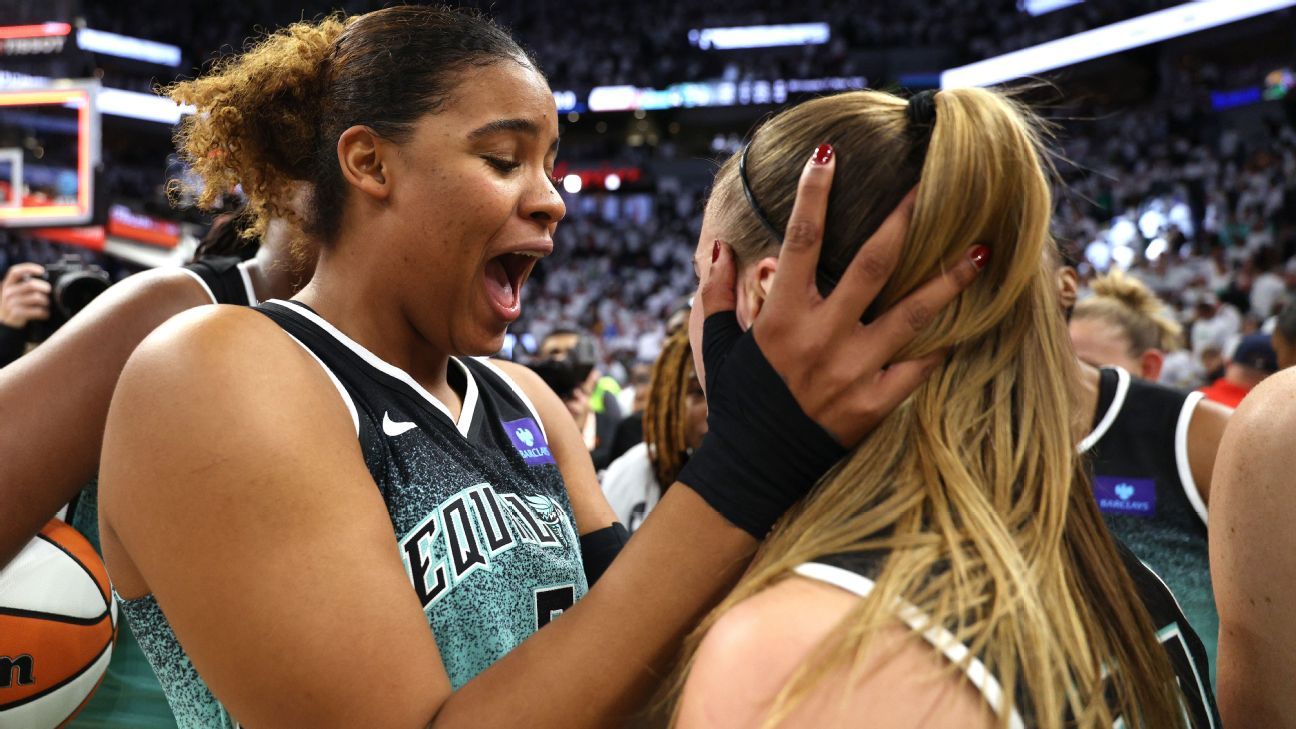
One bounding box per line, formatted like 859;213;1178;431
95;8;978;728
1069;267;1181;382
602;330;707;531
0;262;49;367
1198;333;1278;407
1210;366;1296;726
1269;299;1296;370
674;88;1216;728
1062;264;1231;680
0;207;313;729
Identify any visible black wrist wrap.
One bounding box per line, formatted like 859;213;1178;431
678;312;847;539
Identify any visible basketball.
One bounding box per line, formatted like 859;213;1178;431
0;519;117;729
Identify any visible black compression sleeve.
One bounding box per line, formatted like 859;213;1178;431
0;323;25;368
580;522;630;586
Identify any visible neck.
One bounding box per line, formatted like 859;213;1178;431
244;244;305;303
295;249;458;412
1074;359;1102;440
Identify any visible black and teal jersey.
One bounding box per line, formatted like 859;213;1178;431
119;299;587;729
796;542;1219;728
1081;366;1217;684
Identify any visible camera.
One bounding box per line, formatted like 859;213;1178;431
527;333;598;401
26;255;111;343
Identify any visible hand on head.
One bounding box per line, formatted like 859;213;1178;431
697;145;985;446
0;263;51;329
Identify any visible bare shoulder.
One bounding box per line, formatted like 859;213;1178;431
1221;368;1296;447
676;576;995;729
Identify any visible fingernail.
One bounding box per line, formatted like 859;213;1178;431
969;245;991;270
811;143;834;166
712;239;721;263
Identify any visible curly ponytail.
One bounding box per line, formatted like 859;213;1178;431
167;16;343;241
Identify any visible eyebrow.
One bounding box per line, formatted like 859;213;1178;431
469;117;559;152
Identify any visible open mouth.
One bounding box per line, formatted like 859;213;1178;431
484;250;543;318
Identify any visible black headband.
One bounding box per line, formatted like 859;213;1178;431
738;90;939;244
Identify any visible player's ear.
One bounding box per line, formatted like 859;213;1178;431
1139;349;1165;382
738;256;778;328
338;125;391;201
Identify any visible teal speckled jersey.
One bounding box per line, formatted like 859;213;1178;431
118;301;587;727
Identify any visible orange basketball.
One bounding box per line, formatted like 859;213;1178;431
0;519;117;728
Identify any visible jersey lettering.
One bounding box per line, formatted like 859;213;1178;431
399;484;568;609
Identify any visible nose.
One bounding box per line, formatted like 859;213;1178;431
524;169;566;226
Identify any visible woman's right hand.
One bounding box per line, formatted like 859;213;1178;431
680;144;985;538
701;143;985;446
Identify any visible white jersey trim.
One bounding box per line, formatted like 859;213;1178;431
174;267;217;305
1079;366;1131;454
236;260;258;306
475;357;547;442
270;299;476;438
1174;391;1208;526
793;562;1026;729
282;331;359;436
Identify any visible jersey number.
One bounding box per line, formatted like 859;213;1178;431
534;585;576;630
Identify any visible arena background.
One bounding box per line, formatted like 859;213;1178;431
1;0;1293;390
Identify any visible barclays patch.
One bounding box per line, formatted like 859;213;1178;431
502;417;556;466
1094;476;1156;517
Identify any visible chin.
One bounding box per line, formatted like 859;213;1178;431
456;328;509;358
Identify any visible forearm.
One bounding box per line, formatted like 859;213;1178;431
433;486;754;727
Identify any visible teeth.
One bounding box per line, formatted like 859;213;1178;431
515;251;544;259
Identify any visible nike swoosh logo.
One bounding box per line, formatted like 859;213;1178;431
382;411;418;437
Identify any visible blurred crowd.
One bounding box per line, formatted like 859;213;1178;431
81;0;1181;94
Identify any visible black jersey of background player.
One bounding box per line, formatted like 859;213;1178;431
795;543;1219;728
1080;366;1217;683
65;255;258;549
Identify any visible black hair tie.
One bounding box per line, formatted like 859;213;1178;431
907;89;938;128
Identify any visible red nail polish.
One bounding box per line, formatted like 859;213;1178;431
969;245;991;270
812;143;834;165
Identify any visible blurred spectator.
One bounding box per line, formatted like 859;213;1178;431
531;328;623;469
601;331;705;531
0;264;49;368
1199;333;1279;407
1270;300;1296;371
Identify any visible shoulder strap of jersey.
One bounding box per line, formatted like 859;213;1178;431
181;256;253;306
793;560;1026;729
462;357;548;440
1079;366;1129;454
254;301;366;446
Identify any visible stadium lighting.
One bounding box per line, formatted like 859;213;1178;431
97;88;193;124
562;174;582;194
0;23;71;40
1018;0;1084;16
604;174;621;191
77;29;182;67
942;0;1296;89
688;23;830;51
